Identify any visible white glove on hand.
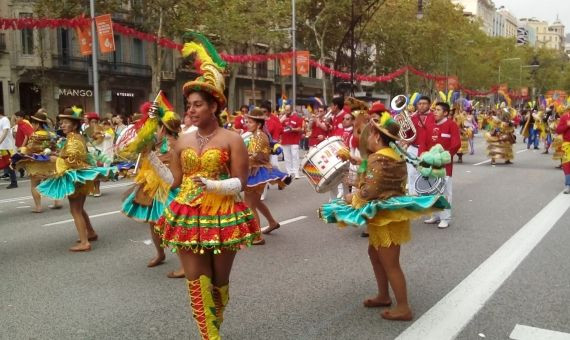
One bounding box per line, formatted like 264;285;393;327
148;151;174;186
199;177;242;195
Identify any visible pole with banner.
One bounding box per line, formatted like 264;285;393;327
95;14;116;54
89;0;99;116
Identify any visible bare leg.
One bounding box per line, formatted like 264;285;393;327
148;222;166;267
256;200;278;227
82;209;98;239
363;245;391;307
245;191;264;244
377;245;412;320
30;177;42;213
94;180;101;195
178;250;213;280
68;195;91;252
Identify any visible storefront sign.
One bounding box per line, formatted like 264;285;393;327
58;88;93;97
115;92;135;97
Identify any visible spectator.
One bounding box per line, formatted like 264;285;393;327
0;106;17;188
13;111;34;177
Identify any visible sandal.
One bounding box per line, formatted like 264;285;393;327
252;238;266;245
262;223;280;235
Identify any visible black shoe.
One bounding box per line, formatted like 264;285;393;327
283;175;292;185
360;232;369;238
6;183;18;189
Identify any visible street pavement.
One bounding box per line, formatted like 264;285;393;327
1;134;569;340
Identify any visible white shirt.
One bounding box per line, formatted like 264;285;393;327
0;116;15;151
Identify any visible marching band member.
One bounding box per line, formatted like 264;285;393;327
37;107;117;252
423;102;461;229
555;109;570;194
280;104;304;179
320;112;449;321
243;108;291;243
485;109;516;165
308;106;329;148
153;36;259;339
12;110;61;212
120;103;185;278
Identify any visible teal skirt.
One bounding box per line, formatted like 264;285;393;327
37;167;117;200
320;195;450;227
122;188;179;223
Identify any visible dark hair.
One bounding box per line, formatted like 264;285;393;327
252;118;266;129
0;106;4;115
240;104;249;111
332;96;344;110
418;96;431;104
101;118;112;125
371;125;396;147
436;102;450;113
260;100;272;113
15;111;26;117
114;114;127;124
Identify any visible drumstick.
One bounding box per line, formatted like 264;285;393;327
133;153;142;174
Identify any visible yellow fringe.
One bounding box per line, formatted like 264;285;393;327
199;193;236;215
134;159;170;202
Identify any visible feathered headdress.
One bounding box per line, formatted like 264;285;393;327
181;32;227;108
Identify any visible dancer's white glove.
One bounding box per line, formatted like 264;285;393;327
199;177;242;195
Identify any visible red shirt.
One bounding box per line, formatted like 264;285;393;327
280;114;304;145
309;118;328;147
556;113;570;142
329;110;346;137
425;117;461;176
15;120;34;147
411;111;436;154
266;114;283;141
341;126;353;147
233;115;245;132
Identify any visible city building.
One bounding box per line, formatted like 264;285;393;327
452;0;496;36
519;17;566;51
495;6;518;38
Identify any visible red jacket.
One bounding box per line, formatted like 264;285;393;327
329;110;346;137
309;118;328;147
233;115;245;132
266;114;283;141
281;114;304;145
411;111;436;154
556;113;570;142
15;120;34;147
425;117;461;176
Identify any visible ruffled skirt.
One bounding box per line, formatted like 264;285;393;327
154;198;260;253
122;188;179;223
37;166;118;200
320;196;449;248
246;167;290;188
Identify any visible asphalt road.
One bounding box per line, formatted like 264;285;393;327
1;134;569;340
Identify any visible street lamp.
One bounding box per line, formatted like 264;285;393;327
8;81;15;94
417;0;424;19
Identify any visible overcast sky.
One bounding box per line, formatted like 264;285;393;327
494;0;570;30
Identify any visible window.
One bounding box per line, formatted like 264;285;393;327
113;35;122;64
59;28;70;65
20;13;34;55
132;39;144;65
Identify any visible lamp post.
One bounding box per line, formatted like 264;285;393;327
89;0;100;115
291;0;296;110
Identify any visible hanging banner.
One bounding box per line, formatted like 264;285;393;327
95;14;115;54
75;25;92;56
280;57;292;76
296;51;310;76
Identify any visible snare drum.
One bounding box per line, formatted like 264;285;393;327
301;137;349;193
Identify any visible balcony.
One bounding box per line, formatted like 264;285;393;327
52;54;151;77
236;65;275;80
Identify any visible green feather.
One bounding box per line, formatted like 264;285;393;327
185;31;227;69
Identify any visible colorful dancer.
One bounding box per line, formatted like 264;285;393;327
11;111;61;212
154;34;259;339
319;113;449;321
243;108;291;243
485;109;515;165
453;110;472;163
37;107;117;252
556;109;570;193
120;101;185;278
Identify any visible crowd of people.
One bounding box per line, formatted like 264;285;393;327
1;35;569;340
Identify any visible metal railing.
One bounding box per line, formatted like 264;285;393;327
237;65;274;79
52;54;151;77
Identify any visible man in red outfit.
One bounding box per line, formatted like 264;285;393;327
13;111;34;178
423;102;460;229
309;106;329;147
328;96;347;137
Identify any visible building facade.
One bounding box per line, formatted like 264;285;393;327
495;7;518;38
519;17;566;51
452;0;496;36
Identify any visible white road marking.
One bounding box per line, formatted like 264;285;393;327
0;182;132;204
279;215;307;225
43;210;121;226
510;324;570;340
473;159;491;166
396;192;570;340
516;149;528;154
15;206;31;209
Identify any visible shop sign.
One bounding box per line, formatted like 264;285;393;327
59;88;93;97
115;92;135;97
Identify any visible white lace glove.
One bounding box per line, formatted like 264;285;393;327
148;151;173;186
199;177;242;195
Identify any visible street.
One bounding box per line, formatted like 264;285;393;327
1;135;569;340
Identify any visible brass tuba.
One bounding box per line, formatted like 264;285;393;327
390;95;416;142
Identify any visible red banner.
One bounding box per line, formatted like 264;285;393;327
280;57;292;76
95;14;115;54
74;25;92;56
296;51;309;76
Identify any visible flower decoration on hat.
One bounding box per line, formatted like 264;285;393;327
58;106;84;120
181;32;227;109
371;112;401;141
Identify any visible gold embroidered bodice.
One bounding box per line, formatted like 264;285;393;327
175;148;232;207
357;148;407;202
23;130;54;154
247;130;271;169
56;132;90;175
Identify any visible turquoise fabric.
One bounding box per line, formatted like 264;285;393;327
37;166;117;200
320;196;450;227
122;188;179;223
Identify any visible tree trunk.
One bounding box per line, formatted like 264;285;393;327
227;47;238;112
250;43;256;106
150;9;164;96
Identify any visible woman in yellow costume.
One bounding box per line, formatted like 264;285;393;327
11;110;62;212
37;107;117;252
153;33;259;339
120;101;185;278
320;113;449;321
485;109;515;165
453;110;473;163
243;107;291;244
